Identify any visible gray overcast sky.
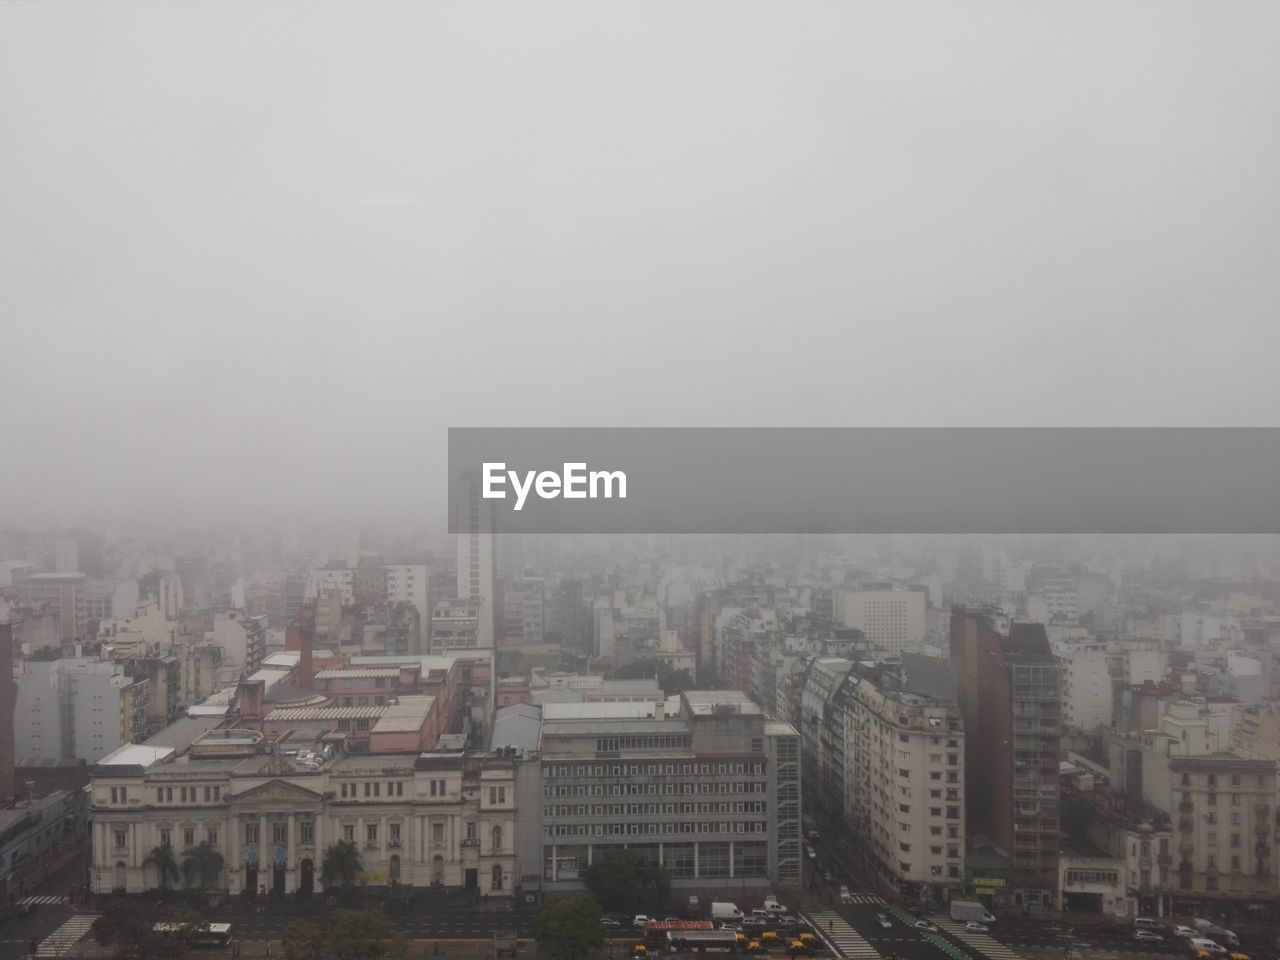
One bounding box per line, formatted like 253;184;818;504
2;2;1279;527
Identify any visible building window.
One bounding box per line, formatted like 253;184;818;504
366;824;378;845
432;823;444;845
184;828;195;848
207;829;218;846
491;865;504;890
246;824;259;845
274;822;288;845
160;828;171;847
492;826;503;852
301;821;313;844
489;786;506;804
114;829;128;849
389;823;401;846
466;822;477;841
343;824;355;842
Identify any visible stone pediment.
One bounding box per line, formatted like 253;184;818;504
230;779;323;806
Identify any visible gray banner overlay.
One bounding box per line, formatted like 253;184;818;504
448;428;1280;534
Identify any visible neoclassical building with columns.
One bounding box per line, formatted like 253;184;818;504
88;727;517;898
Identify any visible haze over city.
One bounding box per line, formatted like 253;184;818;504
4;4;1280;960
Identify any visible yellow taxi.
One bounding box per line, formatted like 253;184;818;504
789;940;814;955
761;930;780;943
1228;953;1251;960
632;945;647;958
735;933;748;943
798;932;818;945
745;941;765;954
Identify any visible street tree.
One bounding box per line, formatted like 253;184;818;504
321;840;363;889
181;841;226;890
143;842;180;892
584;848;670;915
534;895;604;960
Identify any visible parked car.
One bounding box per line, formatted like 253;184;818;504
806;846;817;860
965;922;990;934
914;920;939;933
876;915;893;930
838;885;851;903
720;924;742;933
1134;930;1165;943
633;915;652;928
823;870;834;883
601;918;625;930
1174;927;1199;939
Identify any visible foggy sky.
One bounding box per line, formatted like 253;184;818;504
3;2;1279;528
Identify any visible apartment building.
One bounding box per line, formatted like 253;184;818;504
952;612;1061;910
456;478;497;649
1109;711;1278;903
848;669;966;901
14;657;149;764
522;691;801;895
835;585;926;656
88;730;516;897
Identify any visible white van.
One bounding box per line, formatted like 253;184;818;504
1188;939;1227;956
1134;918;1164;931
710;902;743;923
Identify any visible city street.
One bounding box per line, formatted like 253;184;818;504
0;852;87;960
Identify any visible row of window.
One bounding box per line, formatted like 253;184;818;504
1180;772;1267;789
551;758;760;777
544;781;767;798
545;821;768;838
337;781;406;799
544;801;768;818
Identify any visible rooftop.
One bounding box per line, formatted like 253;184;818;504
371;695;435;733
97;744;175;768
683;690;764;716
315;668;403;679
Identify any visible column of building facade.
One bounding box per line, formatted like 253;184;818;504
258;813;267;892
228;813;240;893
287;812;296;889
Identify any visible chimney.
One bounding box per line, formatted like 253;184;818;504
237;679;266;726
296;603;315;691
0;623;15;801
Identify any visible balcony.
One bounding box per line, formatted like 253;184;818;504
461;838;480;848
387;840;402;849
1179;818;1195;834
1179;801;1194;814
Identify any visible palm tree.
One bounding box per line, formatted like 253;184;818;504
181;841;225;891
321;840;363;889
144;842;180;892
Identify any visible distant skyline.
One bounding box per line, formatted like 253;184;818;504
4;2;1279;526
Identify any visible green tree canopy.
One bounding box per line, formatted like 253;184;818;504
182;841;225;890
282;911;404;960
95;905;205;960
322;840;364;888
534;896;604;960
283;920;327;960
584;848;671;915
143;842;180;891
605;658;693;696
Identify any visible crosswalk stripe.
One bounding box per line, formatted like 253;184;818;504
934;918;1026;960
18;896;70;906
36;914;99;957
804;910;880;959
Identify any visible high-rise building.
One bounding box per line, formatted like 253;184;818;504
456;478;496;649
835;585;926;656
0;622;14;800
952;611;1061;910
509;690;802;894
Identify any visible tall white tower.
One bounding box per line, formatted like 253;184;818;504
455;476;497;648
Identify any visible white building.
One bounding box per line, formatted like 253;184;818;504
456;480;496;649
1056;643;1113;733
385;565;429;632
89;732;517;897
834;585;926;655
15;658;146;764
